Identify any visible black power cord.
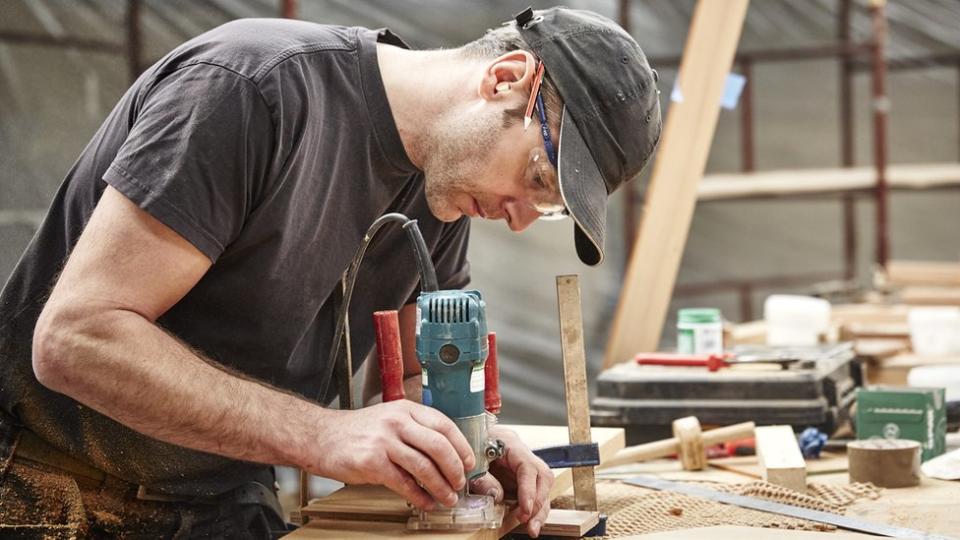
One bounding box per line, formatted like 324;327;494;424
316;213;438;402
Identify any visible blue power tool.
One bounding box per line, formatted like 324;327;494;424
333;213;505;530
411;289;505;530
416;289;506;476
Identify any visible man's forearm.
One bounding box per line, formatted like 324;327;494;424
34;303;327;470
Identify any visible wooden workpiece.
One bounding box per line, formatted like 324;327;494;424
536;509;600;537
754;425;806;493
286;425;624;539
864;352;960;386
708;451;849;479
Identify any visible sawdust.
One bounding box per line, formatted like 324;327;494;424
0;458;180;538
553;479;883;538
0;460;86;539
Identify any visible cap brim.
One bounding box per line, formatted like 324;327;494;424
557;105;606;266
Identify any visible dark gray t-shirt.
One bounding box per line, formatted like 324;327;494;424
0;19;470;496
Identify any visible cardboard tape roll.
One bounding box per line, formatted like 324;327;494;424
848;439;921;488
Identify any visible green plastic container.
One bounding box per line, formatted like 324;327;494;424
677;308;723;354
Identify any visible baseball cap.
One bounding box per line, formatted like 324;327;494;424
512;7;662;266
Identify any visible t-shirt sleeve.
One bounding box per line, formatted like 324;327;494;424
103;63;275;262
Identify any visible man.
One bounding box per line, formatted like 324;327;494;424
0;6;660;539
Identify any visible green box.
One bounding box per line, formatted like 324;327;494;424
856;386;946;462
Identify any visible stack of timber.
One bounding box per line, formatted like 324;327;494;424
697;163;960;202
876;260;960;306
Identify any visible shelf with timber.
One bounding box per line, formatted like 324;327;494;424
697;162;960;202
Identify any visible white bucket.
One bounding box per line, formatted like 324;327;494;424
764;295;831;346
908;307;960;356
908;365;960;402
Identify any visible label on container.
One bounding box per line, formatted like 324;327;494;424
470;366;484;393
678;322;723;354
421;368;428;386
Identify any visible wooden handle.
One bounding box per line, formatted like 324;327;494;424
601;421;755;469
701;421;756;447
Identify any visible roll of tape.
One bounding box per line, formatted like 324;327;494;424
848;439;921;488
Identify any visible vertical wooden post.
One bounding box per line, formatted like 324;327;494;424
556;275;598;511
838;0;858;281
870;0;889;267
604;0;750;368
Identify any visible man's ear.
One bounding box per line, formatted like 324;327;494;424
478;50;537;102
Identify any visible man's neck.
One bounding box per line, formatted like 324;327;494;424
376;44;478;170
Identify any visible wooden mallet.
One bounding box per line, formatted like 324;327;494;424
600;417;755;470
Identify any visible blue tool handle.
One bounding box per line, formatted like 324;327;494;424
532;442;600;469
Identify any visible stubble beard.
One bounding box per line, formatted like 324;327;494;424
422;108;500;222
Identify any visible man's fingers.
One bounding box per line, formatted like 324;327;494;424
514;461;538;519
409;405;476;470
469;473;504;503
536;465;554;506
399;420;467;493
528;470;552;537
382;464;435;511
388;443;459;507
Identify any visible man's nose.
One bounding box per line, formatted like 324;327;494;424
503;200;539;232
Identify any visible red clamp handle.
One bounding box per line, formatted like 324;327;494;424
484;332;501;414
373;310;405;402
635;352;733;372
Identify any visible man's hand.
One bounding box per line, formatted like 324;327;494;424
469;425;554;537
307;400;476;511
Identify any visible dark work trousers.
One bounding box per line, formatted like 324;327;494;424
0;411;294;539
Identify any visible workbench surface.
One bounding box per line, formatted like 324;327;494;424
285;425;960;539
607;453;960;538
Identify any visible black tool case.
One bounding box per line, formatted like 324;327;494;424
590;344;863;445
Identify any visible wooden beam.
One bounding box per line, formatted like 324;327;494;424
883;260;960;288
604;0;749;368
697;163;960;201
755;425;806;493
901;286;960;306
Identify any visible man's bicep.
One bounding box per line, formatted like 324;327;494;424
48;186;211;322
